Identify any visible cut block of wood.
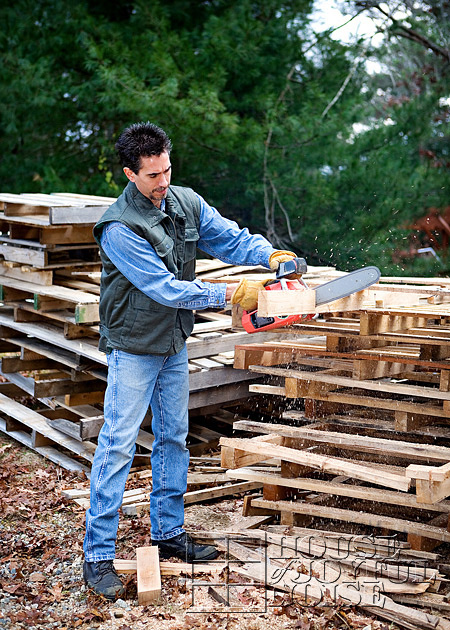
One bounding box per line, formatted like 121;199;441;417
136;546;161;605
406;462;450;503
407;461;450;482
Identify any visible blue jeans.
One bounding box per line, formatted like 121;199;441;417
83;345;190;562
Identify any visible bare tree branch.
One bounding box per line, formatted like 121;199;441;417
321;58;360;119
361;2;450;62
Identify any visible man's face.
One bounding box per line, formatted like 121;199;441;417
123;152;172;207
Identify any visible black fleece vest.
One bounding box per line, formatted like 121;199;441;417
93;182;201;355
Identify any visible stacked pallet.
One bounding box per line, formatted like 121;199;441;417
226;278;450;550
0;192;335;472
199;527;450;628
107;524;450;626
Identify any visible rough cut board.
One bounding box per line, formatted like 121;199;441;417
220;435;410;491
256;284;449;317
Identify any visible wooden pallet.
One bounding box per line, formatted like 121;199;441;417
0;384;244;472
235;298;450;430
0;192;114;223
219;422;450;549
0;275;100;324
207;530;450;629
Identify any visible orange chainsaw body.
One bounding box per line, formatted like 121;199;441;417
241;279;312;333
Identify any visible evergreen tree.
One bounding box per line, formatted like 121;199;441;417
0;0;448;274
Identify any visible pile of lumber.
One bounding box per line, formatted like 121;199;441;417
0;191;336;473
108;526;450;628
227;275;450;551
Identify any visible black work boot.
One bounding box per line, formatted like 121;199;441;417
83;560;125;600
152;532;219;561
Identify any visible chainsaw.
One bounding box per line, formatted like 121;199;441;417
242;257;381;333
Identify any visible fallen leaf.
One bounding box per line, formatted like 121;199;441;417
49;584;63;602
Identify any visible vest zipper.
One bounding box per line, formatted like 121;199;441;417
167;213;183;279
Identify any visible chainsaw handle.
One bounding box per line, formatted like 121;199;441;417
276;257;307;279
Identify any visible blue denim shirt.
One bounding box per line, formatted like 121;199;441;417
100;193;275;310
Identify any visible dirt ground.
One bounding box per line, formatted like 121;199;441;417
0;433;400;630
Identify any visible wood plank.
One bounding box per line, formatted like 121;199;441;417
257;287;366;316
220;436;410;491
0;417;90;474
184;481;261;504
186;329;293;360
0;275;99;306
221;434;284;468
114;559;224;576
247;365;450;402
251;498;450;542
391;593;450;612
0;393;96;462
0;313;107;365
49;205;108;225
136;547;161;605
226;467;450;513
0;262;53;286
121;481;263;515
189;366;255;392
232;420;450;463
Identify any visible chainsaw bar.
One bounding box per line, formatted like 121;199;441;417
314;266;381;306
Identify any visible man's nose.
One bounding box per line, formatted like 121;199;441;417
158;173;169;187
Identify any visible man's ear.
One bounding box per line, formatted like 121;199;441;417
123;167;135;182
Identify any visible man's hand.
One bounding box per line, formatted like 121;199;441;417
269;250;302;278
230;278;267;311
226;282;240;302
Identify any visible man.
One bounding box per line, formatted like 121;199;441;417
83;122;297;599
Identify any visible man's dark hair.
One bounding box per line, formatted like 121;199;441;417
115;122;172;173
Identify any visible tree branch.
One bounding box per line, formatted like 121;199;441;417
371;3;450;62
321;59;359;119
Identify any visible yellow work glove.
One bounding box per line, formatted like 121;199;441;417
268;250;297;271
268;250;302;278
231;278;267;312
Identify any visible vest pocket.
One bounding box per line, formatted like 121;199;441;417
120;290;175;353
184;227;199;261
152;232;174;258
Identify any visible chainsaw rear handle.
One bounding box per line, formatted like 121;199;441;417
276;257;307;279
242;310;306;333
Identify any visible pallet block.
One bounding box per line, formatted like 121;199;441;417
136;546;161;605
